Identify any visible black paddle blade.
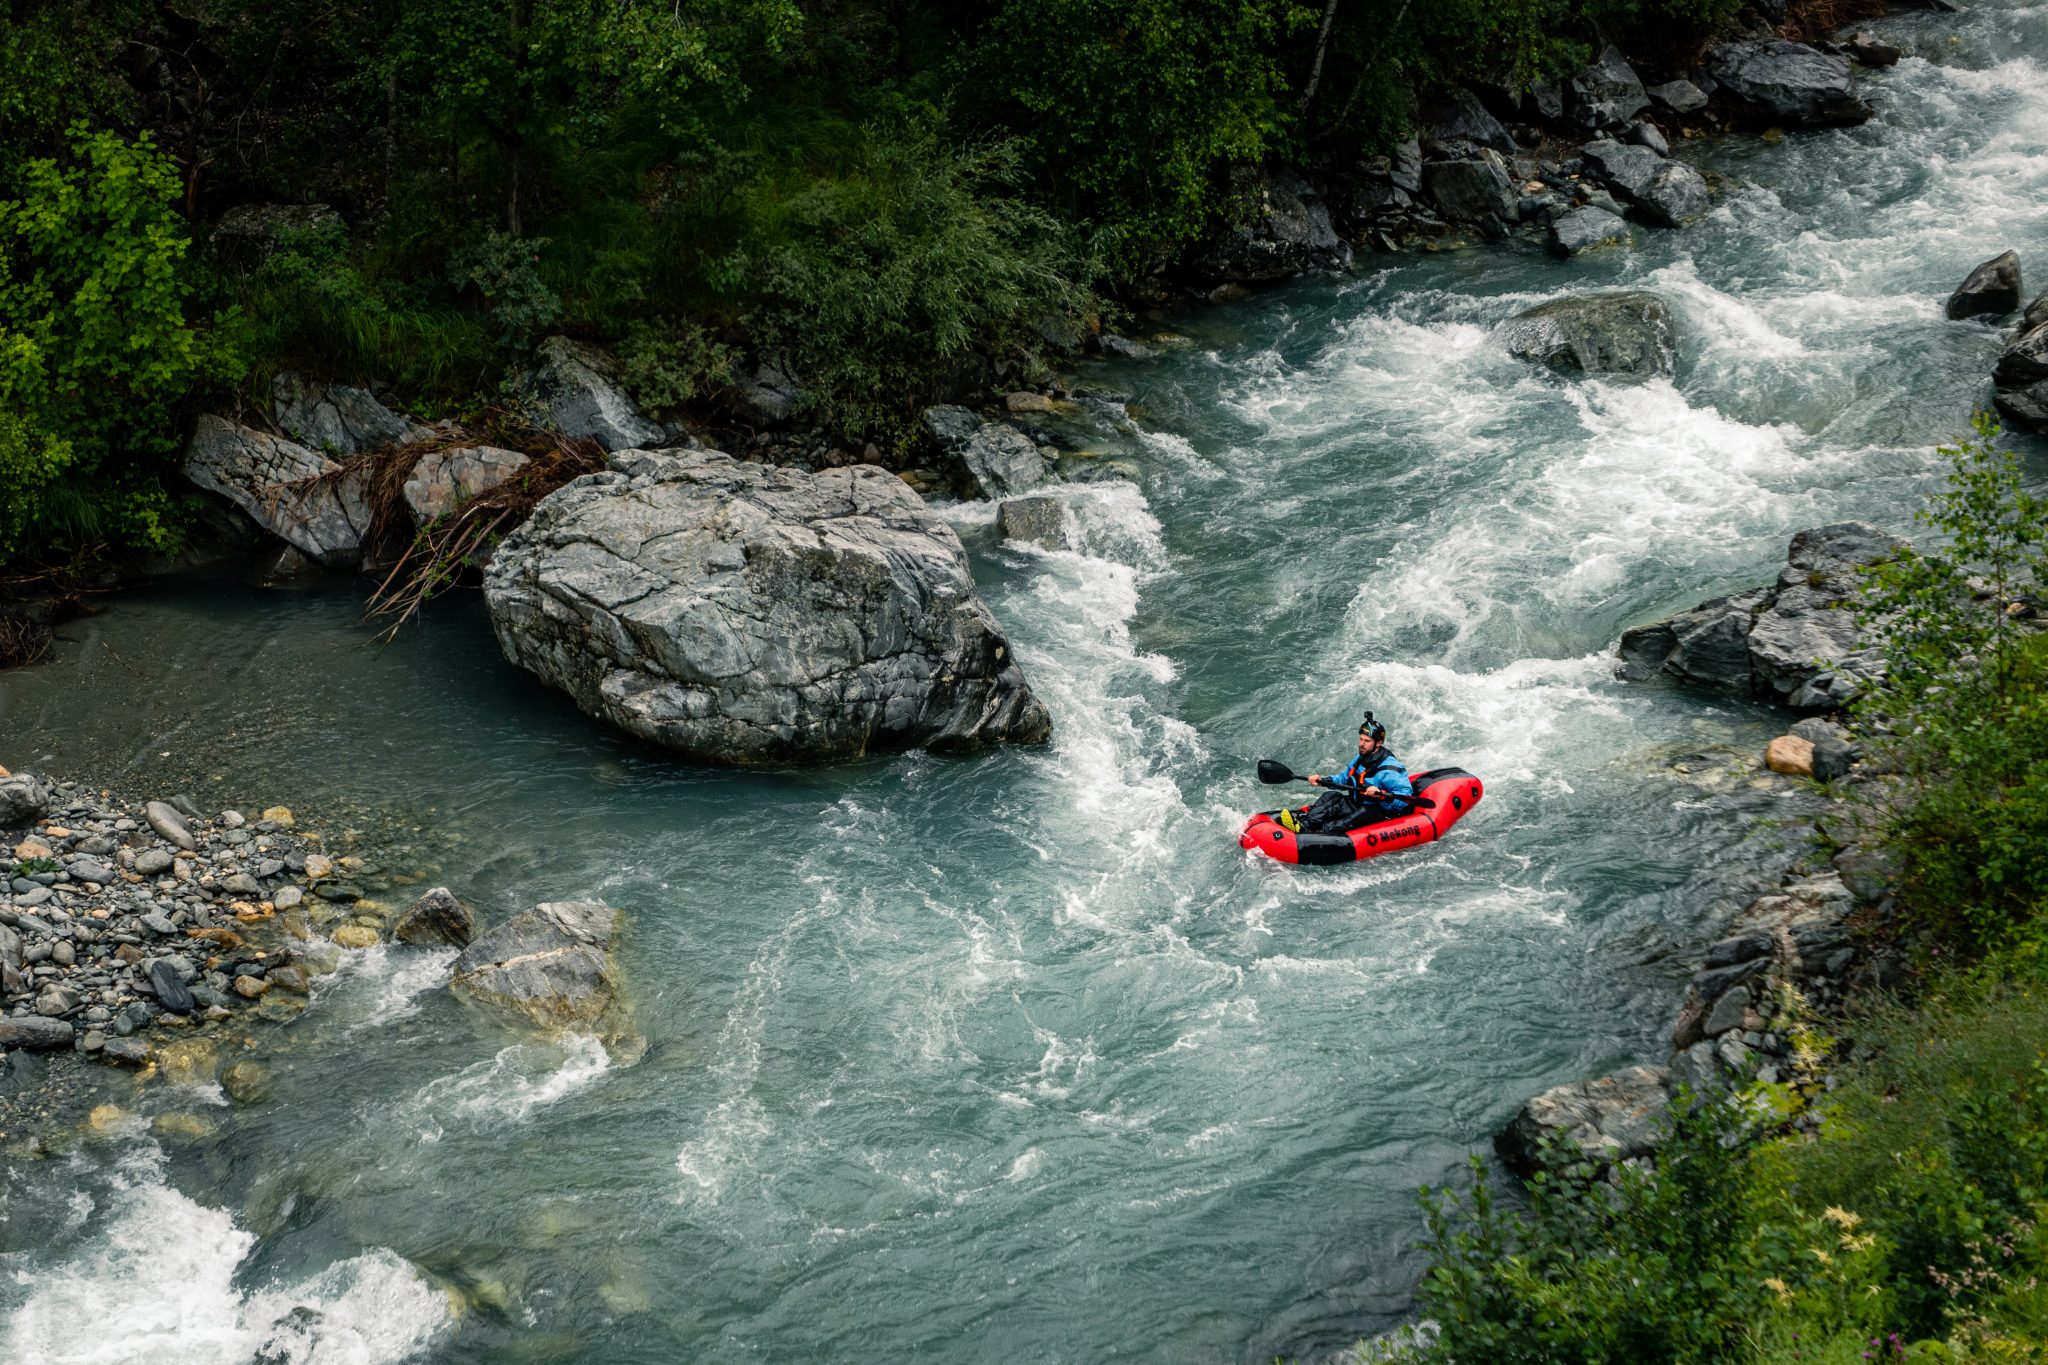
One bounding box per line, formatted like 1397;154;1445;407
1256;759;1298;784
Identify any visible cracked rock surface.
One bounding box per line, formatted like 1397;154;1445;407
484;448;1052;763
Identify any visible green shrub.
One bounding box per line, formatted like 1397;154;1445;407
0;126;225;559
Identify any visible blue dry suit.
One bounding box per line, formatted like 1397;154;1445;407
1303;748;1414;833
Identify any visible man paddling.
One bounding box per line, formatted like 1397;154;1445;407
1279;712;1413;834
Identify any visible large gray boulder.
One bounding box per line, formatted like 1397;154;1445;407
1706;41;1872;127
1495;1064;1671;1176
1547;206;1631;257
1423;151;1517;226
1500;293;1675;377
1567;45;1650;131
1618;522;1908;708
449;900;621;1031
484;448;1051;764
1419;88;1516;155
272;373;430;457
1994;381;2048;434
1579;140;1709;228
0;773;51;829
525;337;663;452
1949;251;2023;321
183;416;371;568
996;495;1074;552
923;407;1049;500
1993;321;2048;388
401;446;530;526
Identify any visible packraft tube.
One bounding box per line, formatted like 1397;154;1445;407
1238;768;1484;866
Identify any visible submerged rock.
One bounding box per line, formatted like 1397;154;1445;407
996;495;1074;552
1617;522;1908;708
485;448;1051;764
183;416;372;569
1706;40;1872;127
449;900;622;1031
1499;292;1675;377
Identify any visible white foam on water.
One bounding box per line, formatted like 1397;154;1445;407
3;1146;447;1365
328;944;460;1033
408;1033;611;1128
674;1096;774;1208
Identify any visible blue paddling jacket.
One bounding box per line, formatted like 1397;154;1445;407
1333;749;1413;818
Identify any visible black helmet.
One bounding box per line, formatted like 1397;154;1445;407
1359;710;1387;742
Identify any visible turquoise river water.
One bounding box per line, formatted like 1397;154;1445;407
5;5;2048;1361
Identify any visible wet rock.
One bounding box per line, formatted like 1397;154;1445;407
1581;140;1710;228
1547;206;1630;257
996;496;1074;552
523;336;663;452
0;773;52;828
2024;290;2048;333
394;887;477;947
100;1036;151;1067
1495;1064;1670;1176
315;883;363;903
1705;41;1872;128
1617;522;1907;708
485;448;1050;764
1567;45;1650;131
1646;80;1708;116
147;959;196;1014
449;900;624;1032
1625;121;1670;157
272;373;430;457
1423;152;1518;226
402;447;530;526
1992;322;2048;393
221;1059;273;1104
1845;32;1902;67
1993;381;2048;435
1703;984;1751;1038
1500;292;1675;377
1185;166;1350;284
0;1016;74;1049
922;406;1049;500
330;924;380;949
1948;250;2023;321
183;416;371;569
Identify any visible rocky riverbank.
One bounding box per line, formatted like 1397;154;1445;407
0;768;477;1148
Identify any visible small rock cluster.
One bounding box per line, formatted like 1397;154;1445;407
1944;250;2048;434
1496;737;1904;1179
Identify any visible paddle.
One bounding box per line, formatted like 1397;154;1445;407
1255;759;1436;809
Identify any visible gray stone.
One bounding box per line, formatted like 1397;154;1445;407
449;900;624;1031
1845;31;1902;67
1668;1039;1723;1093
733;360;805;427
0;774;51;829
1705;932;1773;970
141;914;177;936
922;407;1049;500
1523;80;1565;123
402;446;530;526
68;860;114;886
220;873;263;897
100;1036;151;1067
272;373;430;457
315;884;363;903
1423;152;1517;225
12;886;50;908
1500;292;1675;377
1833;846;1899;902
1186;167;1351;283
50;941;73;968
273;885;305;909
1494;1064;1670;1176
147;960;195;1014
183;416;371;569
1547;207;1630;257
1567;45;1650;131
1702;984;1751;1037
2024;289;2048;333
0;1015;73;1049
1994;380;2048;434
996;496;1074;552
1949;251;2023;322
1993;322;2048;388
134;849;173;875
394;887;477;947
1625;121;1670;156
1617;523;1907;706
1096;334;1153;361
1579;140;1709;227
484;450;1050;763
524;336;663;452
1419;88;1515;155
1647;80;1709;116
1705;41;1872;127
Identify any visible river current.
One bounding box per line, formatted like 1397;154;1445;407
6;7;2048;1361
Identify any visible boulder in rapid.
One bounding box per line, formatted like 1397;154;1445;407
448;900;622;1032
922;406;1050;500
1705;40;1872;128
1500;292;1675;377
484;448;1051;764
1948;250;2023;321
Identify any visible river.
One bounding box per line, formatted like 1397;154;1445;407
4;5;2047;1361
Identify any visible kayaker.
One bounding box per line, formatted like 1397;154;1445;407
1281;713;1413;834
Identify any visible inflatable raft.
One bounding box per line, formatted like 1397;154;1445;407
1239;768;1484;866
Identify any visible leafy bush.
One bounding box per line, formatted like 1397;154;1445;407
0;126;224;559
616;318;737;416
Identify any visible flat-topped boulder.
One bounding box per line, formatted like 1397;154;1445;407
484;448;1051;764
1495;1064;1671;1177
1578;140;1710;228
1500;292;1675;377
1617;522;1908;708
449;900;621;1031
1705;40;1871;128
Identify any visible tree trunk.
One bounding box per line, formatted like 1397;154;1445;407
504;0;531;236
1298;0;1341;115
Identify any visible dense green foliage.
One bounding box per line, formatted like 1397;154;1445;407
0;0;1764;563
1415;427;2048;1363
